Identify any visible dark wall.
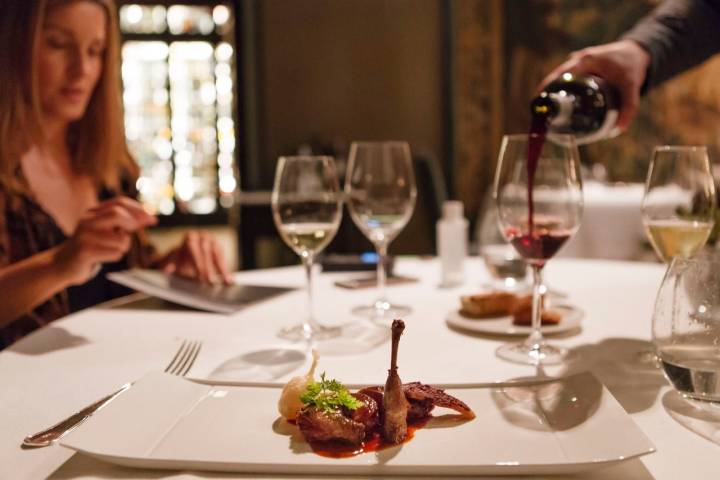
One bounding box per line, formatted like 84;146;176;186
237;0;447;262
253;0;445;189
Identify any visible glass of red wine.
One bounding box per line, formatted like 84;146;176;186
493;133;583;365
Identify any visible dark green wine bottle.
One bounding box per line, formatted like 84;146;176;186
531;72;620;145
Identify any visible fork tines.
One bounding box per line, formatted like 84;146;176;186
165;340;202;376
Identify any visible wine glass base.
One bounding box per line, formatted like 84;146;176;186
635;349;659;366
278;323;342;342
278;322;391;356
351;301;411;319
496;342;573;365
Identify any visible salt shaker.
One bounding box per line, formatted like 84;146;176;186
437;200;468;286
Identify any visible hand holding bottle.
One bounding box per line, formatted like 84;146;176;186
538;40;651;132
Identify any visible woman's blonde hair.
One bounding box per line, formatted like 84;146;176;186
0;0;137;192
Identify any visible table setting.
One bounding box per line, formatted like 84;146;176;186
3;140;720;479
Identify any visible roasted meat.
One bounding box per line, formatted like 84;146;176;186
383;319;410;443
406;396;435;422
290;320;475;453
296;393;379;446
358;382;474;422
357;386;384;408
345;393;379;431
403;382;476;419
296;406;365;445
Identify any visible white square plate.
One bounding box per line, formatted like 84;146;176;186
60;372;654;476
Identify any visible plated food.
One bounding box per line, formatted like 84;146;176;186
460;291;561;325
278;320;475;457
446;306;582;336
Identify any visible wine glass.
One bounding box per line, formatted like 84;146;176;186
272;156;343;341
477;190;529;291
345;141;417;318
639;146;715;364
642;146;715;263
653;250;720;404
494;134;583;365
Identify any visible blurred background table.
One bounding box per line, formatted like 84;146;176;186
1;258;718;479
560;181;647;261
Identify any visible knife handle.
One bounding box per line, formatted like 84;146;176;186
22;383;131;448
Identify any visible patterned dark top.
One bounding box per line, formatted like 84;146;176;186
0;182;157;350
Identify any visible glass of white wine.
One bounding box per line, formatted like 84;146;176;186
272;156;343;341
642;146;716;263
345;141;417;318
640;146;715;364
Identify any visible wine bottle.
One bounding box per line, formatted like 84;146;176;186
531;72;620;145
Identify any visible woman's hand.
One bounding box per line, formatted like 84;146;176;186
539;40;651;132
160;231;232;284
54;197;157;286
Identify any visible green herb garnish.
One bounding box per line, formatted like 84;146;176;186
299;372;362;413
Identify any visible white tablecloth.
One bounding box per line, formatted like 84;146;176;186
1;258;719;479
561;182;647;260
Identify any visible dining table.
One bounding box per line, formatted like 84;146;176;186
2;257;719;479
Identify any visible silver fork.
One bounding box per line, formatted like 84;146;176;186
22;339;202;448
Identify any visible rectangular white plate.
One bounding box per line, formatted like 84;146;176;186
60;372;654;476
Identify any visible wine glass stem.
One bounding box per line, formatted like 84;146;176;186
527;264;546;352
302;254;318;337
376;242;389;307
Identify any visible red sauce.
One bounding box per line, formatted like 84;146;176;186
308;417;430;458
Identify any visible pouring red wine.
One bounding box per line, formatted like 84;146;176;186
492;72;610;364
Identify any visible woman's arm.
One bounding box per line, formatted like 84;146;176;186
0;247;72;327
0;197;156;327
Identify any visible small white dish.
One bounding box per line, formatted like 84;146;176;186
60;371;653;476
446;304;583;336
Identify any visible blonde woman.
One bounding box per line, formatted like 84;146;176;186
0;0;231;349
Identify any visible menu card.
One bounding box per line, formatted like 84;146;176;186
108;269;295;314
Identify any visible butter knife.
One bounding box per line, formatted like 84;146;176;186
22;383;131;448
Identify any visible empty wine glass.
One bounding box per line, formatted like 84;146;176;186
477;191;529;290
345;141;417;318
272;156;342;341
642;146;715;263
494;134;583;365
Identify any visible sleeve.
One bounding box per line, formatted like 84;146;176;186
621;0;720;92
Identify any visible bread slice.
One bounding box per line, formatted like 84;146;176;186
459;291;517;318
512;295;561;325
